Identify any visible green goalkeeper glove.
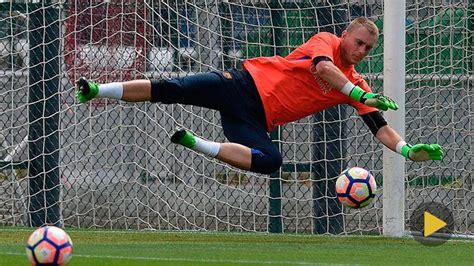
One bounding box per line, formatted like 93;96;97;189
75;77;99;103
400;143;444;161
349;86;399;111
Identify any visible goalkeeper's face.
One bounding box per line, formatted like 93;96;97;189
340;26;378;66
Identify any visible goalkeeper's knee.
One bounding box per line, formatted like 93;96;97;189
250;148;282;175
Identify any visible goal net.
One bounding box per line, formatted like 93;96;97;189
0;0;471;236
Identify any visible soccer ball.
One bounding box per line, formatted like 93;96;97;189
335;167;377;208
26;226;73;265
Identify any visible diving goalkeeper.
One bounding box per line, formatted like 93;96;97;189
75;17;443;175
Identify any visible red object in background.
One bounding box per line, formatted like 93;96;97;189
64;0;147;83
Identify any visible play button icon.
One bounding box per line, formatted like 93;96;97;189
424;211;447;237
408;202;454;246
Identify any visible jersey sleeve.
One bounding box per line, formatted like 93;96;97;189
287;32;337;62
348;75;379;115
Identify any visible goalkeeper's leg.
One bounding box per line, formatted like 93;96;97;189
171;129;252;171
76;71;235;111
171;113;282;175
75;77;151;103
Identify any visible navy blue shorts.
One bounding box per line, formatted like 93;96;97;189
151;69;282;174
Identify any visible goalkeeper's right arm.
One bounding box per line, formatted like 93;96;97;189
311;59;398;111
341;82;398;111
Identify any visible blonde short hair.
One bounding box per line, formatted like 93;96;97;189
346;17;379;37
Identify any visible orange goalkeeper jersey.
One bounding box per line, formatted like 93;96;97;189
243;31;378;132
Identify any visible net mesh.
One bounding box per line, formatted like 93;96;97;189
0;0;472;235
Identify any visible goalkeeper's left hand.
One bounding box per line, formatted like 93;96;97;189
401;143;444;161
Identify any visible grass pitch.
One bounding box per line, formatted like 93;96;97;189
0;227;472;265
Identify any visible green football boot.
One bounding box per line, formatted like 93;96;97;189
170;129;196;149
75;77;99;103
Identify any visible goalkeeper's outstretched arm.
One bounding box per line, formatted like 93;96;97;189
311;59;398;111
375;125;443;161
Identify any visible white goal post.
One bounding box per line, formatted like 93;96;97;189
383;0;405;237
0;0;471;237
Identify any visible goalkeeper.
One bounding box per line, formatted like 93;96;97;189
75;17;443;175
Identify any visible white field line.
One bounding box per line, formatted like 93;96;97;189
1;227;472;243
0;251;359;266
